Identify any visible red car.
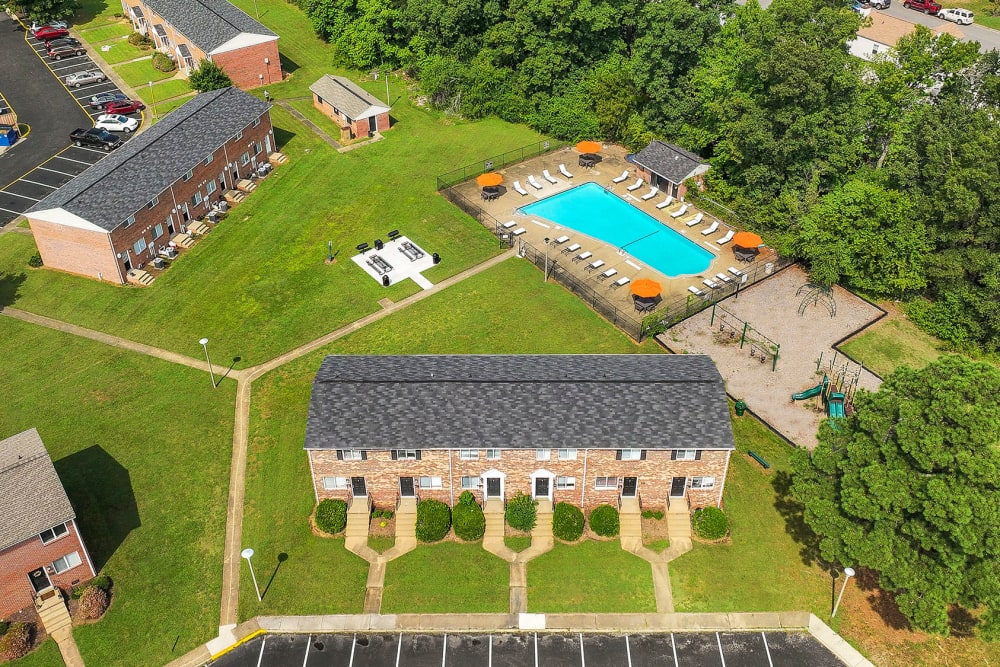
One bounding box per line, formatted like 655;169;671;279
33;26;69;40
104;99;146;115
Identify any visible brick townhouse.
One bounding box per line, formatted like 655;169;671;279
309;75;391;142
0;429;96;617
26;87;273;284
304;355;734;514
124;0;281;89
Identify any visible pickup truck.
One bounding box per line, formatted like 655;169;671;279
903;0;941;13
69;128;122;151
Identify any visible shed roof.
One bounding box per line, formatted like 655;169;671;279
140;0;276;53
309;75;390;121
632;140;708;185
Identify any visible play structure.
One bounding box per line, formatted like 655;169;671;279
792;372;851;423
796;282;836;317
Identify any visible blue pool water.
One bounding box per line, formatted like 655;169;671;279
520;182;714;277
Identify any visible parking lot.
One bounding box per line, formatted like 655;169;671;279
0;12;139;226
209;632;847;667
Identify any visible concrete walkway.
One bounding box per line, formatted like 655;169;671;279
342;496;418;614
618;497;692;613
274;100;342;149
481;498;557;614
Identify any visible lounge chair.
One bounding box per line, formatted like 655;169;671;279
585;259;606;273
512;227;527;236
626;179;643;192
561;243;581;254
655;196;674;210
703;278;721;289
716;272;734;283
701;221;720;236
573;251;593;263
688;285;706;296
670;204;690;219
513;181;529;196
596;268;618;281
502;220;517;229
559;164;573;178
542;169;558;184
612;170;629;183
641;187;659;201
528;175;543;189
685;213;705;227
553;235;570;245
716;230;735;245
611;276;631;289
728;266;745;277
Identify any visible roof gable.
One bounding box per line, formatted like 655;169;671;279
141;0;276;53
632;140;708;185
309;75;390;121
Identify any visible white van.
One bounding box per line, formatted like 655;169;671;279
938;8;974;24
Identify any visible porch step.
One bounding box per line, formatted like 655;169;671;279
484;499;505;538
237;179;257;194
223;189;246;205
125;268;154;286
531;499;553;542
344;496;372;549
35;589;72;635
269;151;288;166
665;497;692;546
187;219;210;236
171;232;195;248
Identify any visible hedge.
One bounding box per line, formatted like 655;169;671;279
692;506;728;540
416;499;451;542
505;493;537;531
314;498;348;534
589;504;620;537
78;586;110;620
552;502;585;541
453;491;486;541
0;623;32;661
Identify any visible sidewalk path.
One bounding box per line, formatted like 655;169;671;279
274;100;342;150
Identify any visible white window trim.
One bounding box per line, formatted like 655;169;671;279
557;448;577;460
486;449;501;460
396;449;418;460
675;450;697;461
460;476;480;489
536;449;551;461
419;476;443;489
39;523;68;545
620;449;642;461
340;449;364;461
52;551;82;574
594;476;618;491
322;476;349;490
691;476;716;490
459;449;479;460
556;476;576;490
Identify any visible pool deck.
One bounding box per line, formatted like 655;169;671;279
456;146;761;309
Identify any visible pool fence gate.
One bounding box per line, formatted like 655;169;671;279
436;140;569;191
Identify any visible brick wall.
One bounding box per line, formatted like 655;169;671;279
213;41;282;90
27;218;121;283
0;520;95;616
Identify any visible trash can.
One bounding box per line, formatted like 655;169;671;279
764;262;774;275
734;400;747;417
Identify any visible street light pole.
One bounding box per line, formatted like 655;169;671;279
543;237;550;282
241;548;261;601
148;81;157;119
199;337;217;388
832;567;855;618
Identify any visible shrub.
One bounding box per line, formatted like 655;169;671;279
505;493;537;531
189;59;233;92
692;506;728;540
152;52;176;73
90;573;113;592
371;508;393;520
314;498;348;534
0;622;31;660
127;31;153;48
415;499;451;542
589;504;620;537
552;502;584;541
77;586;109;620
0;621;7;635
452;491;486;541
28;253;42;267
641;510;664;520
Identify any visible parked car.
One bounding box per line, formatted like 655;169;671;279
45;37;82;49
69;128;121;151
65;70;106;87
32;26;69;40
104;99;145;115
938;7;973;23
95;114;139;133
89;92;128;109
48;44;85;60
870;0;890;9
30;21;69;33
903;0;941;13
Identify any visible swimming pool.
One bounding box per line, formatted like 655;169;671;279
520;182;714;277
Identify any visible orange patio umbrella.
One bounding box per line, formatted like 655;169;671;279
631;279;662;298
575;140;602;154
476;172;503;187
732;231;763;248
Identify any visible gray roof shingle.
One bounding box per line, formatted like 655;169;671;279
0;429;76;552
309;75;390;121
632;140;708;185
141;0;276;53
304;355;735;452
28;87;270;231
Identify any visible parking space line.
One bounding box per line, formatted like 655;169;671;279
301;634;310;667
72;146;112;155
395;632;402;667
255;637;266;667
761;633;773;667
624;634;631;667
579;633;585;667
671;634;678;667
53;154;96;165
0;206;26;216
488;634;492;667
441;633;447;667
348;634;356;667
37;166;76;177
534;633;538;667
0;191;40;201
716;633;726;667
19;178;58;189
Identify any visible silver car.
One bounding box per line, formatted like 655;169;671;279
65;70;106;88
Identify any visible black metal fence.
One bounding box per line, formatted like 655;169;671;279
436;140;570;190
709;302;782;371
439;187;515;248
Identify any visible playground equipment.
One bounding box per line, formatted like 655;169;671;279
796;283;836;317
792;375;828;401
828;392;846;419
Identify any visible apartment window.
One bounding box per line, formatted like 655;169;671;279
254;142;262;155
461;476;480;489
133;237;147;254
691;476;716;490
459;449;478;460
536;449;551;461
556;476;576;490
322;476;349;490
52;551;82;574
486;449;501;460
253;117;261;127
147;196;159;209
39;523;68;545
392;450;420;461
123;215;135;228
235;130;244;141
671;450;700;461
557;448;577;460
419;476;442;489
152;223;163;240
336;450;366;461
206;180;217;195
241;152;250;166
594;476;618;491
204;154;213;166
182;169;193;181
192;191;203;207
617;449;645;461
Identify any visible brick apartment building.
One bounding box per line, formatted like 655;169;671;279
309;75;391;142
304;355;734;513
124;0;281;89
0;429;96;617
26;87;273;284
632;140;710;200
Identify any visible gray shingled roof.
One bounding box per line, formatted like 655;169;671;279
141;0;275;53
309;75;389;121
28;87;270;231
305;355;735;451
632;140;707;185
0;429;76;552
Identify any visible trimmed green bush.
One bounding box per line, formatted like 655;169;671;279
692;506;728;540
371;508;394;520
589;504;620;537
78;586;110;620
127;31;154;48
0;622;31;661
453;491;486;541
314;498;348;534
152;52;176;73
552;502;585;541
28;253;43;268
505;493;537;531
641;509;664;520
415;498;451;542
90;573;113;591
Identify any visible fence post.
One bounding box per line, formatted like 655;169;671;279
740;322;748;349
710;303;716;326
816;351;823;373
773;344;780;372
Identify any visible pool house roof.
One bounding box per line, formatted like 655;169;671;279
632;140;710;186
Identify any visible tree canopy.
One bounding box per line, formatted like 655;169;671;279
3;0;77;21
791;356;1000;639
188;60;233;93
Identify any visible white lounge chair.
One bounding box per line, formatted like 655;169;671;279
716;230;735;245
655;196;674;210
670;204;690;219
585;259;606;272
561;243;581;254
512;227;527;236
688;286;706;296
685;213;705;227
728;266;745;277
559;164;574;178
573;251;593;263
641;187;659;201
596;268;618;281
528;175;543;189
716;272;733;283
542;169;558;184
513;181;529;196
502;220;517;229
612;170;629;183
626;179;643;192
703;278;721;289
553;235;570;244
701;221;720;236
610;276;631;289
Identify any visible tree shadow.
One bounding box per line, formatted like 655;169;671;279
854;568;912;631
0;272;26;310
948;606;978;637
54;445;140;572
771;470;825;567
261;552;288;600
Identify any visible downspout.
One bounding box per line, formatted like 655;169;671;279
717;449;732;508
448;449;454;506
306;449;319;504
581;448;588;508
73;518;98;578
107;228;124;283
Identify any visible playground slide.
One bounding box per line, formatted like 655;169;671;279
828;393;846;419
792;384;824;401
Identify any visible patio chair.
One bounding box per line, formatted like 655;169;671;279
685;213;705;227
610;276;631;289
703;277;721;289
513;181;529;196
553;235;570;245
716;230;735;245
585;259;606;273
716;272;734;283
528;175;543;189
543;169;558;184
561;243;581;254
670;204;690;219
728;266;745;277
596;268;618;281
655;196;674;210
502;220;517;229
701;221;720;236
559;164;574;178
512;227;527;236
688;285;706;297
641;187;659;201
573;251;593;263
612;170;629;183
626;178;643;192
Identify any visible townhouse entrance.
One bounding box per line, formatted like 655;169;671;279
669;477;686;497
351;477;367;497
622;477;638;498
399;477;415;498
481;469;505;500
27;567;50;594
529;469;554;501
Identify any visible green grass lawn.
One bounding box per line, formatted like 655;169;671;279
148;95;195;118
73;0;121;30
505;536;532;552
840;316;941;378
135;79;191;106
0;317;235;666
114;59;176;86
95;39;149;65
527;541;656;613
382;543;509;613
78;22;131;44
10;638;62;666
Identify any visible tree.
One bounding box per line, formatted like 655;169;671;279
188;60;233;93
3;0;77;21
791;355;1000;639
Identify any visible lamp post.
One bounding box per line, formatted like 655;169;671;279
199;337;217;388
543;237;550;282
148;81;157;119
241;548;261;602
832;567;855;618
